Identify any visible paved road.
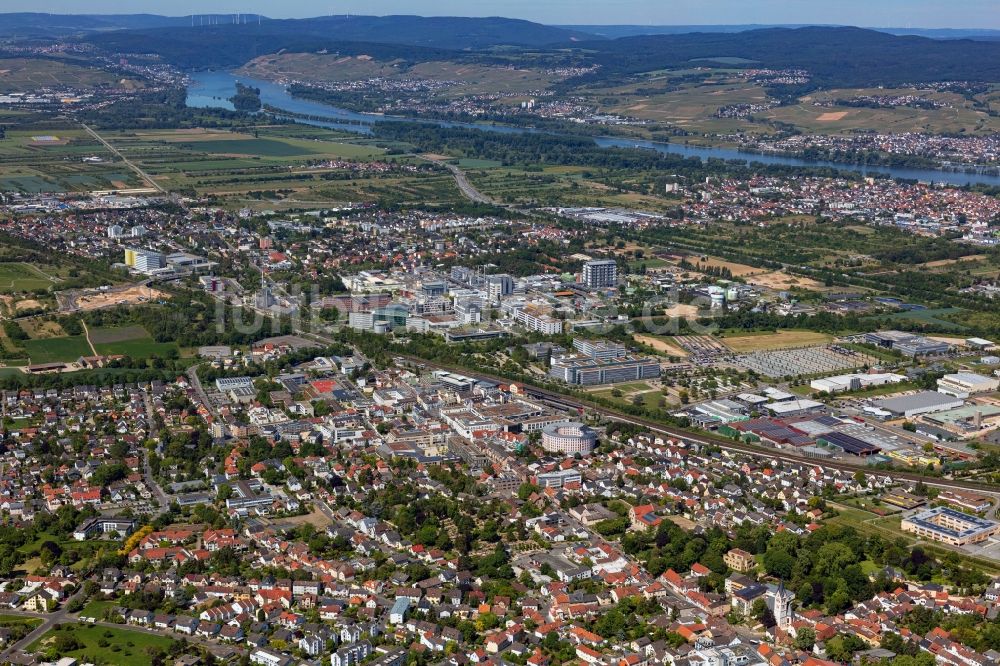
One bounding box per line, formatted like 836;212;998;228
187;364;219;420
87;618;240;655
0;596;241;661
82;123;165;194
389;353;1000;497
0;586;86;660
420;155;497;205
141;389;171;514
280;314;1000;498
314;496;339;523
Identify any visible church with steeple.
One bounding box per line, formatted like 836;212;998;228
768;580;795;629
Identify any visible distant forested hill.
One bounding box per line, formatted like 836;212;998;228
558;24;1000;41
576;27;1000;87
65;19;1000;88
0;13;259;38
86;31;457;70
82;15;594;69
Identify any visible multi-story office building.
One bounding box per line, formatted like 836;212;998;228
485;274;515;301
131;250;166;274
902;507;1000;546
536;468;584;487
582;259;618;289
864;330;951;356
540;422;597;455
549;354;661;385
420;281;447;297
512;306;563;335
572;338;627;361
454;300;482;325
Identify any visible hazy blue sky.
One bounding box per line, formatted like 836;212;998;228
5;1;998;29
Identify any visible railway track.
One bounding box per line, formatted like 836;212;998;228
396;353;1000;496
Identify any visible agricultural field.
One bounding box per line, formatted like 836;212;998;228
744;270;824;291
607;81;771;131
238;53;558;96
721;330;834;352
18;319;66;339
239;53;409;81
174;137;326;157
627;256;670;270
688;256;767;277
633;334;689;358
89;325;181;358
29;623;177;666
99;126;427;204
0;262;58;293
578;72;1000;136
5;320;183;365
0;127;140;193
875;307;968;331
0;57;135;93
309;172;462;207
456;158;503;169
920;254;988;269
764;86;1000;135
87;324;150;345
466;165;677;210
23;335;92;364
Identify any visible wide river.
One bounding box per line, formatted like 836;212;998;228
187;71;1000;187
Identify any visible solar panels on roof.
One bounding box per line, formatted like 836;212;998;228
819;431;881;456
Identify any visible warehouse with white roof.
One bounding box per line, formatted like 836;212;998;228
810;372;906;394
936;372;999;398
876;391;964;418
